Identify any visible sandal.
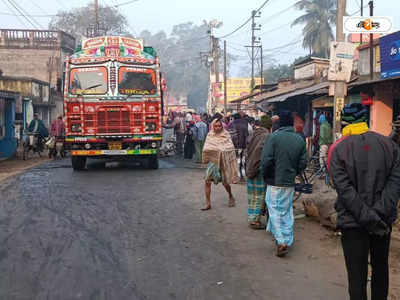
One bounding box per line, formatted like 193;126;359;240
276;244;289;257
228;197;236;207
201;205;211;211
249;222;265;230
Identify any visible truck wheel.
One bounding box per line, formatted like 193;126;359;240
71;156;87;171
147;155;159;169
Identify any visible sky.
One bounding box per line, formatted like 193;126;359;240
0;0;398;75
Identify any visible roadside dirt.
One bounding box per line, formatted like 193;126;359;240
0;156;50;183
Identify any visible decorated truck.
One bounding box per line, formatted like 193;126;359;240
64;36;165;170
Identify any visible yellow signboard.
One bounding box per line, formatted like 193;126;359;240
214;77;262;105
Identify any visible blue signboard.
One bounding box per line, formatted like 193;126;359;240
381;31;400;79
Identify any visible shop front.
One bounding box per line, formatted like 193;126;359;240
0;91;18;159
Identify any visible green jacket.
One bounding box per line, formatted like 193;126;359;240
260;126;308;187
319;121;333;145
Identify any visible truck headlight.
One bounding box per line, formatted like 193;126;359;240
71;124;82;132
151;142;157;148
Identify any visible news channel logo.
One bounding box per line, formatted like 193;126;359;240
343;16;393;34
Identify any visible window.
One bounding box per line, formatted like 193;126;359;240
118;67;157;95
69;67;108;95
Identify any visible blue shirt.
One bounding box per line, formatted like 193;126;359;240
192;121;208;141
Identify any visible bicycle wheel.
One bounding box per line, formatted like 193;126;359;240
294;174;305;202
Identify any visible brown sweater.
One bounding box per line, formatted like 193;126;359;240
246;127;269;179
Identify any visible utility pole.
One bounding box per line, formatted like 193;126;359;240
260;45;263;92
369;0;374;80
94;0;99;36
360;0;363;45
333;0;347;138
213;37;220;84
224;40;227;114
251;10;256;90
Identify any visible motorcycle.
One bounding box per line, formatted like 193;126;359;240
23;132;45;160
46;136;66;159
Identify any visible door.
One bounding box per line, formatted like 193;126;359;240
0;98;17;158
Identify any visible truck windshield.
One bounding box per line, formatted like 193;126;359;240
69;67;108;95
118;67;157;95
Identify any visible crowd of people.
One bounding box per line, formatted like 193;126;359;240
165;104;400;300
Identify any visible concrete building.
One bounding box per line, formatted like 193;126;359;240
0;90;19;159
0;29;75;125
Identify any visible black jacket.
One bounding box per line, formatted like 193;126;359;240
329;132;400;232
228;119;248;150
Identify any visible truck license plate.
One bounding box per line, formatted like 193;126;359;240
108;142;122;150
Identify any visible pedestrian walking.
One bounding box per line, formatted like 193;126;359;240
260;111;308;257
328;103;400;300
192;114;208;163
184;121;195;159
318;114;332;169
228;113;249;182
163;111;185;155
246;118;270;229
201;119;239;211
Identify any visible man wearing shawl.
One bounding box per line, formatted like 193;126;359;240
260;111;308;257
201;118;239;210
246;118;270;229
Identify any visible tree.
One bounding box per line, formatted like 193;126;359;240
48;3;129;41
291;0;336;58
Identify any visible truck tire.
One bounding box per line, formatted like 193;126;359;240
71;156;87;171
147;155;159;169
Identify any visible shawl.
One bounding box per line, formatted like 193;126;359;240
246;127;269;179
202;121;239;184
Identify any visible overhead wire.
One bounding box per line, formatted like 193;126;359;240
0;0;28;27
6;0;42;29
216;0;272;39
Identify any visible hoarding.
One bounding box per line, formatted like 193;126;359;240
380;31;400;79
328;42;356;82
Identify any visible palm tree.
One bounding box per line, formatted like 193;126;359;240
291;0;337;58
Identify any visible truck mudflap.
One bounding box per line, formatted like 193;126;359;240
71;149;157;156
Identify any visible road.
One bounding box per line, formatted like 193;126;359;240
0;156;383;300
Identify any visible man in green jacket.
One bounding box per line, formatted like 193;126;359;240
260;111;308;257
318;114;332;169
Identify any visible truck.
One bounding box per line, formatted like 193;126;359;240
64;36;165;170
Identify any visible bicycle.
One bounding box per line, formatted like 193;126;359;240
294;155;331;202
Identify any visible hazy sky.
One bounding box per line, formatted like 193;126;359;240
0;0;398;72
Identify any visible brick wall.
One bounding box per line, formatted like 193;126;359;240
0;48;62;86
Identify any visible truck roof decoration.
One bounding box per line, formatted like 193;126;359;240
71;36;156;60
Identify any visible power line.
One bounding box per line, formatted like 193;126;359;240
260;3;295;26
262;39;302;52
6;0;41;29
113;0;140;7
216;0;272;39
0;0;28;27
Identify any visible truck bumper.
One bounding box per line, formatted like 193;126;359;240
71;149;157;156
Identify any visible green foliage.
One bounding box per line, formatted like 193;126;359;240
291;0;336;58
48;3;129;41
262;55;310;83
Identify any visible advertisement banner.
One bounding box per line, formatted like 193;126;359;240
328;42;356;82
380;31;400;79
343;16;393;34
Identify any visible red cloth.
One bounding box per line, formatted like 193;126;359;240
293;114;304;133
51;119;65;137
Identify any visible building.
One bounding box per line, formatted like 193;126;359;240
0;29;76;124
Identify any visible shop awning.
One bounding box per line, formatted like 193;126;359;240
265;82;329;103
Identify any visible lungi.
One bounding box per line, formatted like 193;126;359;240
265;185;295;246
247;173;266;223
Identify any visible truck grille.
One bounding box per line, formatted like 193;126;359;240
97;109;130;134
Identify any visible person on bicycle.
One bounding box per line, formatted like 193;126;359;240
28;113;49;143
328;103;400;300
51;115;65;138
318;114;332;170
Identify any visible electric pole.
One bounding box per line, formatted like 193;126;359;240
94;0;99;35
250;10;261;90
224;40;227;114
333;0;347;138
260;45;263;92
369;0;374;80
360;0;363;45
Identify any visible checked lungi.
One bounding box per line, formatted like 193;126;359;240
247;173;266;223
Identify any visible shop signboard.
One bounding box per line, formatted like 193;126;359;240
381;31;400;79
328;42;356;82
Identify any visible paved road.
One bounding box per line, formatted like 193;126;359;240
0;157;350;300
